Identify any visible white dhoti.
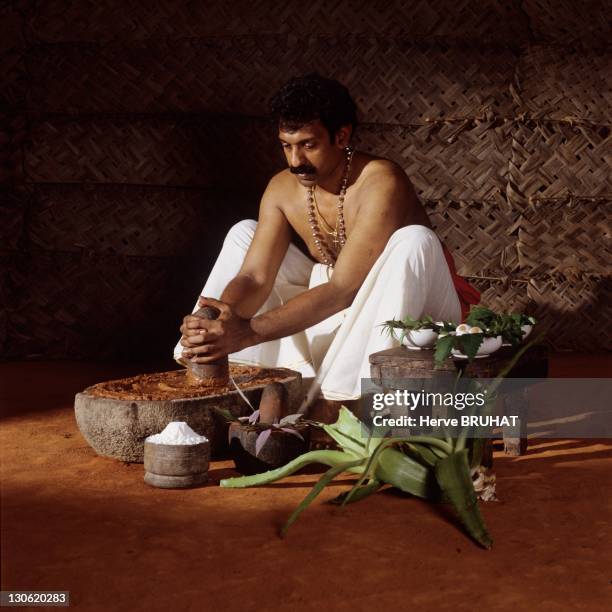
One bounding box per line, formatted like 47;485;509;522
173;219;461;403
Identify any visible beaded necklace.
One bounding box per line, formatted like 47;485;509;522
306;146;354;266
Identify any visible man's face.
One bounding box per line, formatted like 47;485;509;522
278;120;348;187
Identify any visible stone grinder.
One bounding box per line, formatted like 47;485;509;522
183;306;285;423
184;305;229;387
74;304;302;462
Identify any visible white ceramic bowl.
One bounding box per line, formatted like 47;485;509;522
452;335;503;358
406;328;438;348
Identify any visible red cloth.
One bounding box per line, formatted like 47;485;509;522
442;245;480;321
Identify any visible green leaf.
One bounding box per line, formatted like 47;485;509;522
328;480;383;505
466;305;496;326
434;333;455;365
220;449;357;488
213;407;237;421
380;314;441;337
468;438;486;469
434;449;493;549
403;442;441;468
321;406;369;458
344;438;397;504
457;333;484;360
278;413;303;426
375;446;439;499
280;458;364;537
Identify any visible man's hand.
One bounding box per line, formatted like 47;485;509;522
179;297;257;363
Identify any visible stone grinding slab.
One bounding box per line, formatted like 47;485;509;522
74;364;302;462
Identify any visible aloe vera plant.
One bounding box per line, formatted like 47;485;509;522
221;338;541;548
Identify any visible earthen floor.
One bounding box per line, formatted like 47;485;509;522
1;356;611;611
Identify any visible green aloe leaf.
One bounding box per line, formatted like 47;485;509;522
434;449;492;549
468;438;486;470
344;438;397;504
220;449;358;488
280;458;364;537
375;447;439;499
328;480;383;505
321;407;369;458
404;442;440;467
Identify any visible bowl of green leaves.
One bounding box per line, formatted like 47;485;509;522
381;315;455;349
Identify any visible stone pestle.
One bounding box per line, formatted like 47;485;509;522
185;306;230;386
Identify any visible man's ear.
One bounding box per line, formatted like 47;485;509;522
334;125;352;148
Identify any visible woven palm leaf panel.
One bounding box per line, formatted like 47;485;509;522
4;0;611;358
508;32;612;350
26;38;518;122
516;197;610;278
0;1;26;108
527;275;611;351
521;0;610;47
0;190;26;251
0;254;8;352
516;45;612;123
28;0;528;43
426;198;520;277
469;278;531;318
27;185;214;258
1;3;27;189
6;250;204;359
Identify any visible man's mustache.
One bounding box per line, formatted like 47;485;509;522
290;165;317;175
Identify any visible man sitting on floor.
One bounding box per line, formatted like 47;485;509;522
175;73;479;408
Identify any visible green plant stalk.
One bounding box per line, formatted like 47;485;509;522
281;458;364;537
343;438;399;505
220;449;360;488
221;441;437;500
435;449;493;549
403;442;439;467
374;446;439;499
329;480;383;505
455;333;544;452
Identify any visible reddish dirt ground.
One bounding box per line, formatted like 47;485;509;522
1;356;611;611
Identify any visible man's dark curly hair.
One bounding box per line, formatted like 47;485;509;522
270;73;358;143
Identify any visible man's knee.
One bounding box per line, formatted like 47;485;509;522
224;219;257;249
386;224;439;255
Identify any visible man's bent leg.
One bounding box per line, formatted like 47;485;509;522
173;219;317;375
308;225;461;403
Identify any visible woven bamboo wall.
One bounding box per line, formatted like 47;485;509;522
2;0;610;358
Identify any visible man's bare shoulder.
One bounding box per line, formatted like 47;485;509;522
353;152;428;225
260;169;297;210
356;154;412;194
267;168;296;191
359;155;406;181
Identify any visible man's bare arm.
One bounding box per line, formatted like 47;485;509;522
218;177;292;318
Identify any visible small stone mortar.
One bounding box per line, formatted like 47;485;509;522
144;440;210;489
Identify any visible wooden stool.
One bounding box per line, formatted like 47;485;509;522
369;345;548;457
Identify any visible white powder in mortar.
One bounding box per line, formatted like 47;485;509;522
146;421;208;445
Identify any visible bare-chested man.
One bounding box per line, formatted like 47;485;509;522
176;74;478;403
